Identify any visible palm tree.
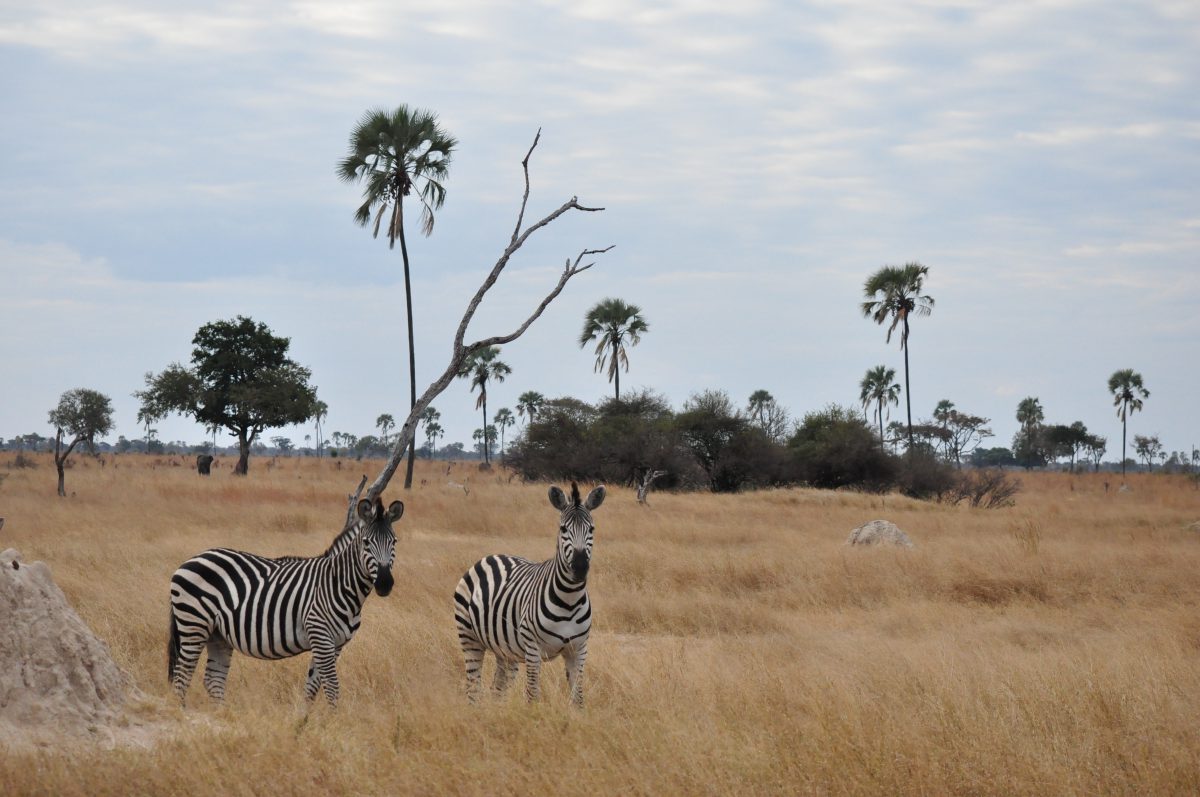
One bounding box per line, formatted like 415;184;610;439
579;298;649;401
861;262;934;449
312;400;328;457
457;346;511;465
493;407;515;461
420;406;441;458
517;391;545;425
337;105;456;490
859;365;900;447
425;421;443;458
747;390;774;429
1108;369;1149;480
1015;396;1044;432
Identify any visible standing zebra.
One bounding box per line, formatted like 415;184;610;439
454;482;606;706
167;497;403;707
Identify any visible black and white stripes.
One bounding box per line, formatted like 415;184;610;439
167;497;402;706
454;482;606;706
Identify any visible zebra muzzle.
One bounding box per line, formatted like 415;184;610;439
375;567;394;596
571;552;590;580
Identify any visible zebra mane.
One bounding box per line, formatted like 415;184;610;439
570;481;581;507
323;517;363;557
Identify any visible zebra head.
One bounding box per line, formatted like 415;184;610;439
549;482;606;583
355;498;403;597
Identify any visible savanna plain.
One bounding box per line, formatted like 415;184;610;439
1;452;1199;795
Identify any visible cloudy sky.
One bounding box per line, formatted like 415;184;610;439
3;1;1197;464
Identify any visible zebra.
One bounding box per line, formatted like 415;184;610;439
167;497;402;707
454;482;606;706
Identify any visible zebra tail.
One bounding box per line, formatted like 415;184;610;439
168;607;179;685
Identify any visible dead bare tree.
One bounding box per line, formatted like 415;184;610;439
636;469;668;505
363;131;612;502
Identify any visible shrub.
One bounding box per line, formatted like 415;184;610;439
788;405;895;491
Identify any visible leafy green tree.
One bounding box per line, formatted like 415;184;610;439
271;436;294;453
493;407;515;460
456;346;511;465
788;404;895;491
859;366;900;448
337;104;456;490
517;391;546;425
136;316;320;475
579;298;649;400
1083;434;1107;472
49;388;114;496
1108;369;1149;479
861;263;934;449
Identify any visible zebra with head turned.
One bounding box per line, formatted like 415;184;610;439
454;482;606;706
167;497;402;707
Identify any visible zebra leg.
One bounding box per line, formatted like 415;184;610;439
202;637;234;702
492;657;519;695
523;647;543;703
306;640;342;707
460;638;486;704
564;638;588;708
171;636;206;706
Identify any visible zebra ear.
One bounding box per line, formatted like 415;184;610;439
548;485;569;511
584;485;606;511
386;500;404;522
356;499;373;521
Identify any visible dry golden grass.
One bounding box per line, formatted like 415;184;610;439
2;452;1199;795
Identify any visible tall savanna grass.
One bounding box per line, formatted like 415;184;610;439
1;452;1198;795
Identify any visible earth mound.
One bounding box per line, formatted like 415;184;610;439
847;519;915;548
1;547;136;749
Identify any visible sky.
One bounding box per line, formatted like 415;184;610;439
2;0;1198;465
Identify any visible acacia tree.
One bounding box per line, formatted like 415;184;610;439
136;316;320;475
579;298;649;401
1108;369;1149;480
517;391;545;425
1133;434;1162;472
861;263;934;450
49;388;114;496
859;366;900;448
338;105;456;491
457;347;511;465
359;130;611;503
1084;434;1107;472
376;414;395;447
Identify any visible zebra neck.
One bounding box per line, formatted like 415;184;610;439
329;540;375;598
552;557;588;593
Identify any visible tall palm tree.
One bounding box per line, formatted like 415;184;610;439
579;298;649;401
517;391;545;425
1108;369;1149;479
337;105;456;489
861;262;934;449
859;365;900;447
747;390;773;429
457;346;511;465
493;407;515;461
420;406;441;457
312;400;328;458
1015;397;1043;432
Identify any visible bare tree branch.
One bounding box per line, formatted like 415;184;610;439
345;474;367;528
364;133;612;501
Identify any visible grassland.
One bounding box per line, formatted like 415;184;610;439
1;452;1198;795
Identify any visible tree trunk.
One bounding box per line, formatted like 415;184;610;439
398;202;417;490
1121;413;1127;479
902;320;914;451
53;431;79;497
876;400;884;448
482;395;490;465
613;339;620;401
235;429;250;475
